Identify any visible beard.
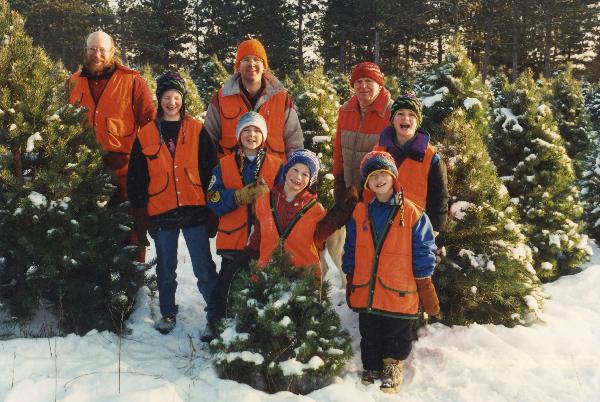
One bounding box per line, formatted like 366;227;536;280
84;54;114;76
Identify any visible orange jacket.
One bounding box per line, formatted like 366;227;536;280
217;89;287;159
254;191;326;277
216;153;281;252
348;195;423;318
373;143;435;209
137;117;206;216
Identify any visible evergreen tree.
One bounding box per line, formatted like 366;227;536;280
210;246;352;394
580;138;600;243
415;46;542;325
489;70;592;282
0;2;143;334
326;70;352;103
195;54;230;105
286;67;339;209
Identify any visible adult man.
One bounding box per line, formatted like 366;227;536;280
203;38;303;161
67;31;156;202
332;62;392;202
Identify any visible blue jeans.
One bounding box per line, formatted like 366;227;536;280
152;225;218;322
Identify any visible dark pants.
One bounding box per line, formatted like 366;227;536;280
358;313;414;371
211;253;249;321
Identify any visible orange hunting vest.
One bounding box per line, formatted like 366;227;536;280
216;153;281;252
373;144;436;209
218;90;287;160
68;65;139;155
137;117;206;216
348;197;423;318
254;192;326;277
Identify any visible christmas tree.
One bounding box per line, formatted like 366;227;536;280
195;54;230;105
582;81;600;243
326;70;352;104
0;2;144;334
210;246;352;394
415;46;542;325
489;70;592;282
286;68;339;209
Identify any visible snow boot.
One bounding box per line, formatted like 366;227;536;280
380;358;403;393
361;369;381;385
155;316;176;334
200;321;217;342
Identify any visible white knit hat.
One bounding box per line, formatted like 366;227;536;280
236;111;268;145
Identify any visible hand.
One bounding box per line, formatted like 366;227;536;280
339;186;358;212
132;208;150;247
415;277;440;316
234;183;256;205
251;176;270;200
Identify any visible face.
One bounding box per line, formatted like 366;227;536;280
284;163;311;196
353;78;382;108
160;90;183;121
239;55;265;84
240;125;263;151
367;171;394;200
392;109;418;144
84;32;115;75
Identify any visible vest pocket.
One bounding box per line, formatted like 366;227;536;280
221;106;242;120
377;277;416;297
184;167;202;187
148;173;169;197
218;221;247;235
106;117;133;137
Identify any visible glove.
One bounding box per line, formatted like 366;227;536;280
345;273;354;304
415;277;440;316
235;183;256;205
207;211;219;238
132;208;150;247
333;174;348;205
339;186;358;212
251;176;270;200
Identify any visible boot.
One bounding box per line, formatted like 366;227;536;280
361;369;381;385
380;358;403;393
155;315;176;334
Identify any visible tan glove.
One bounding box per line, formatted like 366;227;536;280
415;277;440;316
251;176;270;200
235;183;256;205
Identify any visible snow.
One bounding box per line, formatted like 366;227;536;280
279;356;325;376
463;97;481;110
422;87;449;108
25;132;42;152
312;135;331;144
449;201;471;220
497;108;523;133
27;191;47;208
1;237;600;401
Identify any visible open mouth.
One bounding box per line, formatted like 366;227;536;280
399;124;410;129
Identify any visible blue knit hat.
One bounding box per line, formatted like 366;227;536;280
281;149;321;188
360;151;398;188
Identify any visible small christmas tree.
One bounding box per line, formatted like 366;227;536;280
195;54;230;105
0;2;143;334
489;70;592;282
210;245;352;394
287;68;339;209
326;70;352;103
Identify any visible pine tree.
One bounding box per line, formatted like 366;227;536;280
326;70;352;103
0;2;143;334
489;70;592;282
415;46;542;325
210;246;352;394
195;54;230;105
286;68;339;209
582;81;600;243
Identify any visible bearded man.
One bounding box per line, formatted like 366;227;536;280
67;30;155;202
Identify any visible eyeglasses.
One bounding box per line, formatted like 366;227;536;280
241;56;263;65
86;47;111;55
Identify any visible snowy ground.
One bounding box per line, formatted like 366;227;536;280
1;238;599;402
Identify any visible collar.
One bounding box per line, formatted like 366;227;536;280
222;71;285;98
344;88;391;117
378;126;430;163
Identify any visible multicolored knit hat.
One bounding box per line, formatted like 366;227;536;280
235;38;269;71
236;111;268;145
156;71;186;117
391;92;423;127
350;61;384;87
282;149;321;188
360;151;398;189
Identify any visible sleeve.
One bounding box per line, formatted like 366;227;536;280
203;93;222;150
126;138;149;209
314;203;353;244
132;76;157;128
198;126;218;194
341;216;356;274
206;163;239;217
282;94;304;155
426;155;449;233
412;213;437;279
332;109;344;176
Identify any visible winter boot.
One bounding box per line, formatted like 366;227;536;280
200;321;217;342
380;358;403;393
155;315;176;334
361;369;381;385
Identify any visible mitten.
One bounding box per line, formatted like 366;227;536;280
235;183;256;205
415;277;440;316
132;208;150;247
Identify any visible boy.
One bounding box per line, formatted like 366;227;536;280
342;150;440;393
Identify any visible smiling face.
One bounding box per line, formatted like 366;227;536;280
353;77;382;108
239;125;263;154
367;170;394;202
84;31;115;76
239;55;265;85
284;163;311;199
392;109;418;144
160;90;183;121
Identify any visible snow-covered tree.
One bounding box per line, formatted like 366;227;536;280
286;68;339;209
0;2;143;334
210;246;352;394
489;70;592;282
326;70;352;104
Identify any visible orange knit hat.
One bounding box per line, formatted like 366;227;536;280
235;39;269;71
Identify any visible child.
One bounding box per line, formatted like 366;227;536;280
207;111;282;327
246;149;354;278
342;150;439;393
127;71;219;336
